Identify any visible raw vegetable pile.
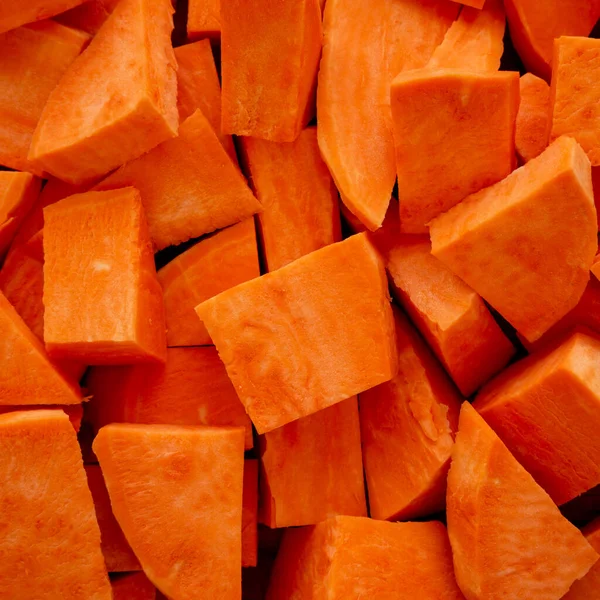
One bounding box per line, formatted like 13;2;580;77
1;0;600;598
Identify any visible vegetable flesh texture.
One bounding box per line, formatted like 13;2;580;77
0;0;87;34
430;136;597;343
93;423;244;600
447;402;598;600
516;73;550;163
55;0;122;34
221;0;322;142
474;331;600;505
187;0;220;39
550;37;600;167
94;110;260;250
0;410;111;599
318;0;457;230
86;346;253;449
158;219;259;347
360;308;462;521
196;233;397;434
564;517;600;599
28;0;178;184
391;69;519;233
259;397;366;528
43;188;167;364
267;517;465;599
174;39;237;163
0;21;88;174
240;127;341;271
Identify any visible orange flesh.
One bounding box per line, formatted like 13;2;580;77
196;234;397;434
242;459;259;567
447;402;598;599
430;136;597;343
174;40;237;163
43;188;167;364
259;397;366;528
94;110;260;250
93;423;245;600
564;517;600;599
0;404;82;431
360;308;462;521
85;465;141;572
550;36;600;167
318;0;457;230
240;127;341;271
516;73;551;163
86;346;253;449
474;331;600;504
28;0;178;184
187;0;220;39
0;410;111;599
55;0;121;34
391;68;519;233
428;0;505;72
158;219;259;347
0;290;82;405
0;0;88;34
504;0;599;80
267;517;465;599
221;0;322;142
0;20;88;174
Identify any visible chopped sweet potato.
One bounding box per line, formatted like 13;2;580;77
111;573;156;600
187;0;220;40
0;410;111;599
94;110;260;250
86;347;253;449
430;136;597;343
93;423;245;600
516;73;551;163
259;397;366;528
240;127;341;271
360;308;462;521
243;460;259;568
564;518;600;599
43;188;167;364
391;69;519;233
447;402;598;599
55;0;121;34
0;0;88;34
28;0;178;184
196;233;397;433
158;220;259;347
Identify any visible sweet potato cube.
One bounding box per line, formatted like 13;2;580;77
43;188;167;364
259;397;366;528
430;136;597;343
0;0;87;34
187;0;220;40
196;233;397;433
516;73;550;163
564;518;600;599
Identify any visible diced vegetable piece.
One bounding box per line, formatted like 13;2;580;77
86;347;253;449
319;0;457;230
391;69;519;233
267;517;464;599
0;0;88;34
243;459;259;567
475;330;600;505
550;37;600;166
158;220;259;347
93;424;244;600
259;397;366;528
240;127;341;271
516;73;550;163
85;465;140;572
447;402;598;599
428;0;505;72
221;0;322;142
504;0;599;80
0;290;82;405
0;21;88;174
174;40;237;163
0;410;111;598
43;188;167;364
187;0;220;39
95;110;260;250
196;233;397;434
111;573;156;600
430;136;597;343
28;0;178;184
564;518;600;599
0;172;41;259
360;308;462;521
55;0;121;34
0;404;82;431
450;0;485;7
